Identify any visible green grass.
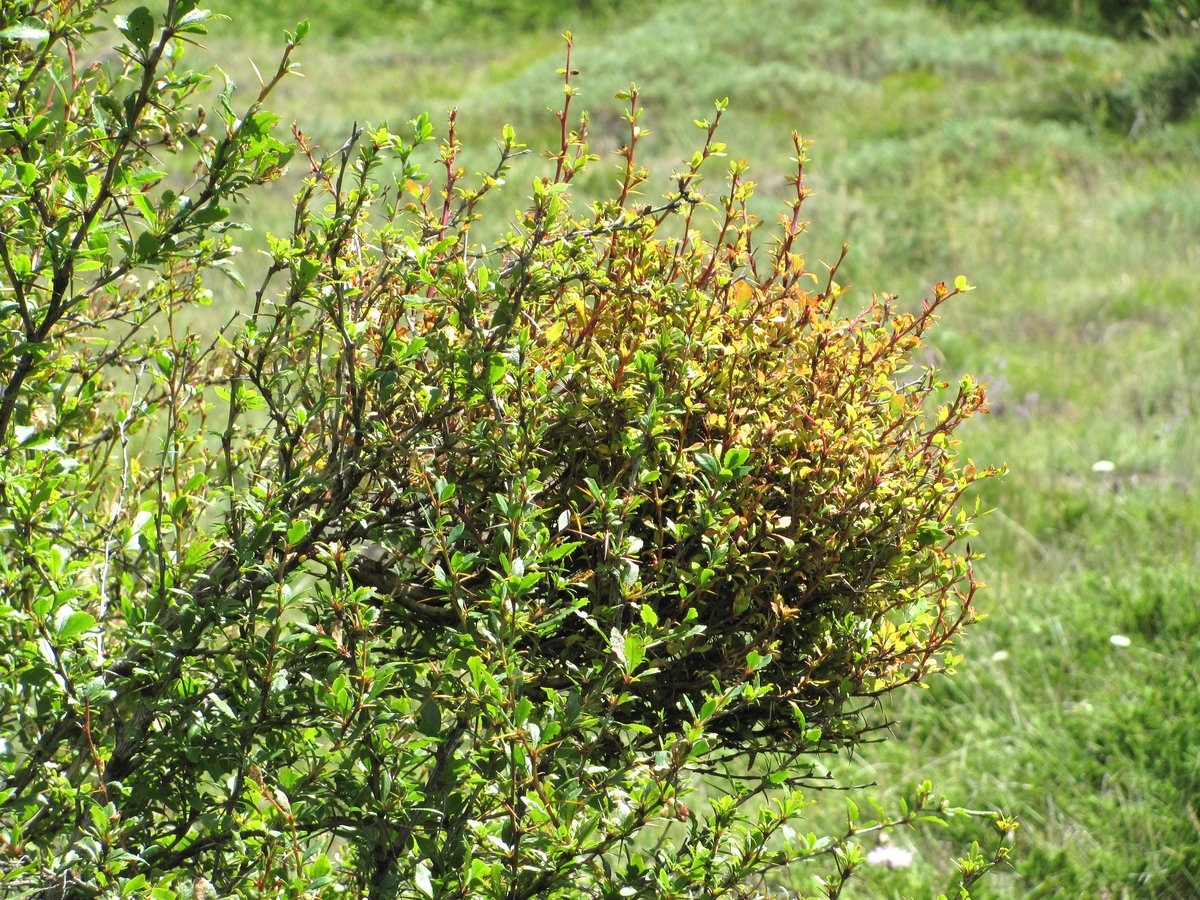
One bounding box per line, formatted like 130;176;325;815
186;0;1200;893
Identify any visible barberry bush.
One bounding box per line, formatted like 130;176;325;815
0;2;1013;896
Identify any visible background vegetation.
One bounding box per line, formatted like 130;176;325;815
193;0;1200;895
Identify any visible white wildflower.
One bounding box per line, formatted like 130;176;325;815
866;842;914;869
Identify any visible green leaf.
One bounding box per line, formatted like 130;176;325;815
417;698;441;737
116;7;155;55
151;352;174;380
63;162;88;203
15;161;37;187
242;110;281;139
119;874;147;894
487;354;507;385
609;627;627;666
725;447;751;469
514;696;533;725
415;863;434;898
0;24;50;42
286;520;308;546
695;452;720;478
56;609;97;642
177;8;214;28
131;192;157;226
119;169;167;188
541;540;582;563
135;231;160;261
917;522;949;546
191;204;230;225
624;633;645;672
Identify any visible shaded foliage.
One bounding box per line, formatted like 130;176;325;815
929;0;1199;36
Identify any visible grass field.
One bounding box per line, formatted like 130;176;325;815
194;0;1200;894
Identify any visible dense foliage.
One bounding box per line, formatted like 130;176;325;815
0;1;1012;896
930;0;1200;36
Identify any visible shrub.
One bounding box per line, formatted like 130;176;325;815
0;1;1012;896
1033;36;1200;136
1140;41;1200;124
928;0;1200;36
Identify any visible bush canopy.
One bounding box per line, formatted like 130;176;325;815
0;1;1012;896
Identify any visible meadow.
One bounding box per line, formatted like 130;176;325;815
197;0;1200;894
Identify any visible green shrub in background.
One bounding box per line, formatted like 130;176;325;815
928;0;1199;36
928;0;1200;135
0;1;1013;896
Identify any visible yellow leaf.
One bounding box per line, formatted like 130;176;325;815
731;280;755;305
